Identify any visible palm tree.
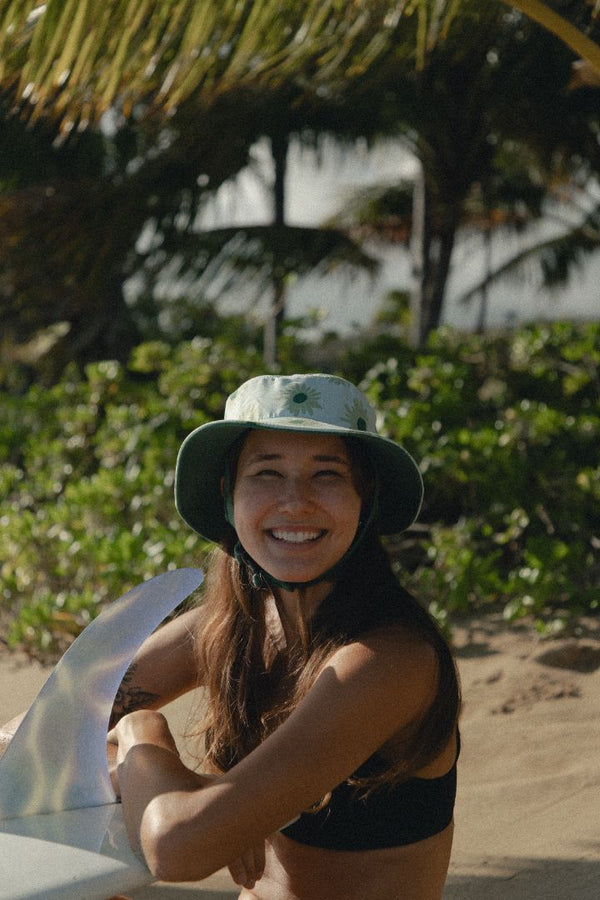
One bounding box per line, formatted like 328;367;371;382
457;170;600;317
0;66;379;377
0;87;274;379
324;1;596;341
2;0;599;361
0;1;419;374
500;0;600;70
0;1;427;128
2;2;598;121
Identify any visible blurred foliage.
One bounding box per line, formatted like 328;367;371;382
0;337;266;659
1;320;598;660
0;0;429;127
356;320;600;634
2;1;600;379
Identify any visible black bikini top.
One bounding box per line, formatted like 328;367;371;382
281;731;460;851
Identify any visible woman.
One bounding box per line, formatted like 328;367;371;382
108;373;461;899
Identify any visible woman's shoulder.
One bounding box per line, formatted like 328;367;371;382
336;607;439;662
320;624;439;712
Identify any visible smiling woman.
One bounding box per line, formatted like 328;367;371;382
108;373;461;899
231;431;363;594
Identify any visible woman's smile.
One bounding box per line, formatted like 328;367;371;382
269;529;326;544
232;430;363;588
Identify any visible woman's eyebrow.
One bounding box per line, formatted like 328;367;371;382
246;452;282;462
312;454;351;466
245;452;350;465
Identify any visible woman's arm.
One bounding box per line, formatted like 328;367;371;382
109;711;266;890
2;609;201;771
109;606;201;728
113;628;439;883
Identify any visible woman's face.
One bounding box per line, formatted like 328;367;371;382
232;430;363;587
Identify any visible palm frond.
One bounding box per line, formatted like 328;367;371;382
503;1;600;72
147;223;379;281
0;1;401;125
457;207;600;305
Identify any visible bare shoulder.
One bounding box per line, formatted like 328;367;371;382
326;625;438;689
309;624;439;735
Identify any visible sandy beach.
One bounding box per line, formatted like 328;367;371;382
1;613;598;899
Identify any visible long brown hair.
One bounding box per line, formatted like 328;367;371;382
191;434;460;790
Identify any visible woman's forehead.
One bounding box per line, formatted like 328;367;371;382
239;429;350;460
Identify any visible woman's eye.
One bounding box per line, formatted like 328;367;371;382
315;469;343;479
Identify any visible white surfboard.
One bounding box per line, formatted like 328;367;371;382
0;567;204;900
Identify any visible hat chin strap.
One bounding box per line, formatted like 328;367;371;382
228;481;380;594
232;540;345;593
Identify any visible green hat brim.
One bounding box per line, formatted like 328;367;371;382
175;418;423;544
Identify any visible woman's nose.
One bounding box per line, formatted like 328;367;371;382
278;477;314;510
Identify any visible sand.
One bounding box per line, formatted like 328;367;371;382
1;613;598;898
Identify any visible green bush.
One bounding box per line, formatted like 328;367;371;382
0;338;264;659
1;321;598;659
358;322;600;631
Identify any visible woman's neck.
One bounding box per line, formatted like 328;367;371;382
270;582;332;647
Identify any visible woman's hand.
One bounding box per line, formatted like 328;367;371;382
107;710;180;797
108;711;266;887
107;738;121;797
108;709;180;760
227;841;266;891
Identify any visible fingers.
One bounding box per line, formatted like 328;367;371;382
108;758;121;799
253;841;266;881
227;857;248;888
227;843;265;890
106;740;121;798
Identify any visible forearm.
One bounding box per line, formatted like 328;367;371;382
113;710;269;883
119;744;261;884
110;607;201;727
111;709;212;878
118;742;205;860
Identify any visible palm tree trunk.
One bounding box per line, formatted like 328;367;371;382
264;131;289;367
476;227;493;333
410;161;428;347
425;215;458;337
410;162;459;345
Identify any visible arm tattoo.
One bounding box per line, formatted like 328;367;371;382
109;662;161;729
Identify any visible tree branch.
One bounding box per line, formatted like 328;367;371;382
503;0;600;72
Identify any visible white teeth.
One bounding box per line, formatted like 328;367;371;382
271;530;322;543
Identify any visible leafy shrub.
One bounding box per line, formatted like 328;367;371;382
358;322;600;631
1;321;598;659
0;338;264;659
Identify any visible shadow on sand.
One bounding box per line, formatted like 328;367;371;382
131;886;238;899
445;855;600;900
129;855;600;899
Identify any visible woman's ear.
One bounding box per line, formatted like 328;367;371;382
222;469;236;528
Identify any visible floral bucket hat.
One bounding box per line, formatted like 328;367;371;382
175;373;423;543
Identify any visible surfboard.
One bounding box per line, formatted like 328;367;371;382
0;567;204;900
